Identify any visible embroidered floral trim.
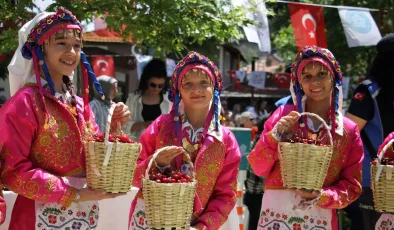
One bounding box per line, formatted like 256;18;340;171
59;187;78;207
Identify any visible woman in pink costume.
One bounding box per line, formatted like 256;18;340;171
128;51;241;230
248;46;363;230
0;8;130;230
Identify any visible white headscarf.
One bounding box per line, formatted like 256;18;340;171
8;12;53;96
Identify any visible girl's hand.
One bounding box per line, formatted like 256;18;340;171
154;146;185;167
294;189;320;200
78;188;126;202
111;102;131;126
277;111;301;136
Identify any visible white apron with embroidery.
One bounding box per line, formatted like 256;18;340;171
35;177;99;230
375;213;394;230
258;190;332;230
129;198;238;230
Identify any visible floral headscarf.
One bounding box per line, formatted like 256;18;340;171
8;7;103;121
290;46;343;138
169;51;223;138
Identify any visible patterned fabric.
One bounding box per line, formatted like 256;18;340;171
129;114;241;230
376;214;394;230
0;83;100;230
168;51;223;133
169;51;223;102
258;190;333;230
35;177;99;230
290;46;343;141
22;8;82;59
247;105;364;230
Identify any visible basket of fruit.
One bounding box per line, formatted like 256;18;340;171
143;147;197;229
371;139;394;212
85;105;141;193
278;112;333;191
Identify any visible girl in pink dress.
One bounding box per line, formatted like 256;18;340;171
248;46;364;230
0;8;130;230
128;51;241;230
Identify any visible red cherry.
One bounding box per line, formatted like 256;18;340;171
180;179;187;183
183;175;191;181
173;174;180;180
155;179;161;183
149;174;157;180
170;179;176;183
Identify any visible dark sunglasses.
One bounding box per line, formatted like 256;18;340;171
149;83;164;89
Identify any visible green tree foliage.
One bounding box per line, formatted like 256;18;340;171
0;0;256;57
268;0;392;77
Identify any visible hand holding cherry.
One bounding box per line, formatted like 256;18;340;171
277;111;301;136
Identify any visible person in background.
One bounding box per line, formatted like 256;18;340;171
346;34;394;230
220;100;234;127
124;59;171;141
247;99;269;122
231;103;243;126
236;111;258;140
89;75;118;133
243;119;266;230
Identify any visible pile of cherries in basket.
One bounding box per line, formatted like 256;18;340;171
282;134;328;147
87;133;134;143
371;157;394;166
149;170;193;184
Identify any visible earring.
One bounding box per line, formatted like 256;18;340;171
39;60;44;65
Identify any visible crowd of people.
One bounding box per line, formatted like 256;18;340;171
0;6;393;230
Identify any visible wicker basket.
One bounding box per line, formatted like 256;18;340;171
85;104;141;193
143;147;197;229
278;112;333;191
372;139;394;213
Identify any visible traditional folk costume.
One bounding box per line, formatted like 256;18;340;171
248;46;364;230
128;52;241;230
0;8;106;230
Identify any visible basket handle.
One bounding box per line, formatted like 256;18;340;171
378;139;394;162
104;104;117;144
298;112;334;150
144;147;195;180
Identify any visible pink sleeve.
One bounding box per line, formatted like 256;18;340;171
247;106;284;176
317;124;363;209
0;190;5;225
193;131;241;230
377;132;394;159
0;95;77;207
131;115;163;188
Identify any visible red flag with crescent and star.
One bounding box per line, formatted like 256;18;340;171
91;56;116;78
289;3;327;50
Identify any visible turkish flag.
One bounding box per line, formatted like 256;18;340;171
228;70;243;91
91;56;116;78
289;3;327;50
273;73;291;89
